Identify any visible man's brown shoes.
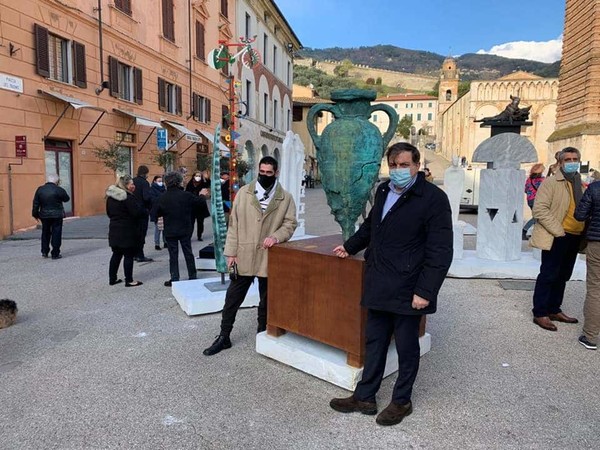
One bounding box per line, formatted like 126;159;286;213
548;312;579;323
376;401;413;426
533;316;557;331
329;395;377;415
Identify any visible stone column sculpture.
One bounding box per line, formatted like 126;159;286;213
307;89;399;240
444;156;466;259
280;131;306;237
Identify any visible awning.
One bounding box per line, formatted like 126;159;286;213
197;129;231;154
113;109;162;152
38;89;106;145
113;109;161;128
162;120;201;142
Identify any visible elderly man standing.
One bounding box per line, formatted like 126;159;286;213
530;147;585;331
32;174;70;259
203;156;297;356
329;143;453;427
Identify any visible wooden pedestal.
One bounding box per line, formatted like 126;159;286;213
267;235;366;367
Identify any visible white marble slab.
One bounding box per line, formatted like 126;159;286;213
453;222;465;260
460;221;477;235
256;331;432;391
449;250;586;280
171;277;259;316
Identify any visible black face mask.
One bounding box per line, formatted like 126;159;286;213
258;174;276;189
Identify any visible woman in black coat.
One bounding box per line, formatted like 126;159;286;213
185;170;210;240
149;175;166;250
106;175;146;287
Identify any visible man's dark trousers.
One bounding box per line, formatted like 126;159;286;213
41;217;63;257
220;275;268;336
532;233;582;317
136;215;149;259
354;310;422;405
165;235;197;281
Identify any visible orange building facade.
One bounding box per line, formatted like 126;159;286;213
0;0;236;238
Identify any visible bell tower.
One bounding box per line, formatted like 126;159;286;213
438;57;459;115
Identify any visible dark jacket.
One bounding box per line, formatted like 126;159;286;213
151;187;208;238
133;175;152;210
149;182;166;222
575;180;600;240
32;182;70;219
344;173;453;315
106;185;146;249
185;178;211;219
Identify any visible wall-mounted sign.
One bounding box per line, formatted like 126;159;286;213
15;135;27;157
157;128;167;150
185;134;201;143
1;73;24;93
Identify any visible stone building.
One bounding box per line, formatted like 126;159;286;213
438;71;558;166
548;0;600;168
234;0;301;184
371;93;438;138
0;0;238;238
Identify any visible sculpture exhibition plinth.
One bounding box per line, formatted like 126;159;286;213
257;235;430;390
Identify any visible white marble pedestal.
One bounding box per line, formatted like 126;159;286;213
172;277;259;316
256;331;432;391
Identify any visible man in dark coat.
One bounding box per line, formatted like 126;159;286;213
132;165;153;262
330;143;453;426
32;174;70;259
151;171;209;286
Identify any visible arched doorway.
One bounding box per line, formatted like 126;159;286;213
261;144;269;158
242;140;255;185
273;147;281;163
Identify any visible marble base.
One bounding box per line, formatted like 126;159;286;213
448;250;586;280
171;277;259;316
460;221;477;235
256;331;432;391
195;257;216;271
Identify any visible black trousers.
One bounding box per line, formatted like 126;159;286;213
165;235;197;282
195;215;205;240
136;214;149;258
532;232;581;317
220;275;268;336
109;246;136;283
354;310;422;405
40;217;63;257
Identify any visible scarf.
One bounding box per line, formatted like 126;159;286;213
561;168;583;206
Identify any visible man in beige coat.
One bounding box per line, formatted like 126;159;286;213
530;147;585;331
204;156;297;356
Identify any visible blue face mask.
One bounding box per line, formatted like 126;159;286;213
563;162;580;173
389;168;413;188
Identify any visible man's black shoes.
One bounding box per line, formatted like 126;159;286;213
135;257;154;262
203;335;232;356
376;401;413;426
329;395;377;415
51;254;62;260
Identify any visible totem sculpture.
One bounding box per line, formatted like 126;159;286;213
210;124;228;274
307;89;398;240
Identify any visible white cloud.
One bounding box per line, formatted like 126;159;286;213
476;36;563;63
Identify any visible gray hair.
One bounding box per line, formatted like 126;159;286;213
559;147;581;162
164;171;183;188
46;173;59;184
116;174;133;191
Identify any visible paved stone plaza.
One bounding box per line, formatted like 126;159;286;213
1;181;599;449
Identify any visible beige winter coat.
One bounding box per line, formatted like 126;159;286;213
224;181;297;277
530;170;584;251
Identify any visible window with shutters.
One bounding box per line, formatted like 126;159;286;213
244;13;251;39
263;93;268;124
158;78;182;115
34;24;87;88
273;99;278;129
272;45;277;75
221;0;228;18
114;0;132;15
109;56;143;104
195;21;205;60
292;106;303;122
162;0;175;42
193;93;211;123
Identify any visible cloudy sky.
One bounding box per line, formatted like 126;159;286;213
276;0;565;63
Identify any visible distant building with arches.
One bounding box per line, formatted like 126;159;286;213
438;70;559;166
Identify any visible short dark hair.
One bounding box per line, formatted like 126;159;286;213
259;156;278;172
137;165;149;176
559;147;581;162
386;142;420;165
152;175;162;182
164;171;183;188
